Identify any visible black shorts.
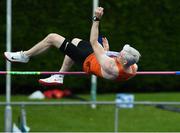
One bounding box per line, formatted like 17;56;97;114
59;39;93;65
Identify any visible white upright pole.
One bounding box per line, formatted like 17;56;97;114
4;0;12;132
91;0;99;109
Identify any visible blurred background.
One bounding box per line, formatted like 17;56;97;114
0;0;180;94
1;0;180;132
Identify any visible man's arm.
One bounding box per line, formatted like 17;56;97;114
90;7;106;64
90;7;118;77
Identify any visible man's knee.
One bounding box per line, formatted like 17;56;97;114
71;38;82;46
47;33;65;47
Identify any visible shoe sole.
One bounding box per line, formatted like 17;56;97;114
38;80;63;86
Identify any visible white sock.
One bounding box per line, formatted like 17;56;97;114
22;51;30;59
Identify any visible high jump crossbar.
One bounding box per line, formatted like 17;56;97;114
0;71;180;75
1;101;180;106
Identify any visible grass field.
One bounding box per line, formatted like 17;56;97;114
1;92;180;132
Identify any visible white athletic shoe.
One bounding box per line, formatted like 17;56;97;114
38;74;64;86
4;51;29;63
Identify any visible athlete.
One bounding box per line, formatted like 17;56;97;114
4;7;141;86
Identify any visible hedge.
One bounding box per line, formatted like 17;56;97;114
0;0;180;93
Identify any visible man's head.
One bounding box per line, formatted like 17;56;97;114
119;44;141;67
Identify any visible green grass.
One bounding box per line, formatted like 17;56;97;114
1;92;180;132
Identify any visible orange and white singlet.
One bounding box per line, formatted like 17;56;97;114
83;52;136;81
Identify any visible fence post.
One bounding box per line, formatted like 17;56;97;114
114;105;119;133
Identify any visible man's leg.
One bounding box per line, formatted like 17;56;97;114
4;33;65;63
39;38;82;86
59;38;82;72
24;33;65;57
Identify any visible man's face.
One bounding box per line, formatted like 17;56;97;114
119;50;126;59
118;50;128;65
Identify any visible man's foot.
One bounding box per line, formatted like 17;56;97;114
4;51;29;63
39;75;64;86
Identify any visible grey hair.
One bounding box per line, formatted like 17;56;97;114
121;44;141;67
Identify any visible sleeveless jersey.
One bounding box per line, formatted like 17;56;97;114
83;51;136;81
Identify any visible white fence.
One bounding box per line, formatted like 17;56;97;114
1;101;180;132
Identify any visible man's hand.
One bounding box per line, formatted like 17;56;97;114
102;37;109;51
95;7;104;19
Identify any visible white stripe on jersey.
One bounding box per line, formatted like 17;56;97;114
105;51;119;57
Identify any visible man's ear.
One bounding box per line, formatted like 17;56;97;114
123;59;128;65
